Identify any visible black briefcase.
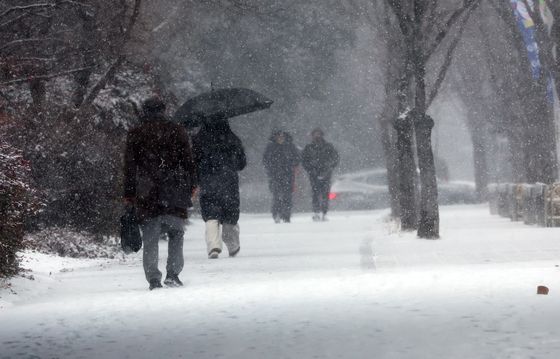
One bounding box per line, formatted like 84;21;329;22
120;207;142;253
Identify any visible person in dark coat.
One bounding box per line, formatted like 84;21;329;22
302;128;339;221
192;120;246;259
123;97;197;290
263;130;300;223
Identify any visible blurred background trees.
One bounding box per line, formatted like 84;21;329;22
0;0;146;236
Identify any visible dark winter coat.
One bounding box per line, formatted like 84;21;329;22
192;121;246;223
263;132;300;191
302;139;339;180
123;114;197;220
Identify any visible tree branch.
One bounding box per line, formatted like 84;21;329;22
0;3;54;18
385;0;410;36
80;56;125;107
0;12;29;28
0;66;95;85
423;1;439;36
77;0;142;110
0;37;62;52
425;0;480;59
487;0;511;24
427;0;480;108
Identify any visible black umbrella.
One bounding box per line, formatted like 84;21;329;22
173;88;273;128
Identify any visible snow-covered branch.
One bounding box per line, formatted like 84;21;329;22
424;0;481;60
427;0;480;108
0;3;54;18
0;37;62;52
77;0;142;110
0;66;95;85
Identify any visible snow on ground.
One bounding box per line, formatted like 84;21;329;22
1;205;560;359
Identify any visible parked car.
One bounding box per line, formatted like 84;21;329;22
329;168;477;210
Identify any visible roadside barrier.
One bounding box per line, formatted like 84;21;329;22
488;182;552;227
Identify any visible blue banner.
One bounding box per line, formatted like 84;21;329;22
510;0;542;79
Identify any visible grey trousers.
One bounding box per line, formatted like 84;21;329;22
205;220;240;255
140;215;187;282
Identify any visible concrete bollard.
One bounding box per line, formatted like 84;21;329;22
522;184;536;225
497;184;509;217
534;183;547;227
488;183;498;215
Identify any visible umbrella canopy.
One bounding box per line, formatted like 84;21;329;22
173;88;273;128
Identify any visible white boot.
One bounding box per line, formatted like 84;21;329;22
222;223;240;257
205;220;222;258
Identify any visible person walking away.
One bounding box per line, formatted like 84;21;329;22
263;131;300;223
123;97;197;290
302;128;339;221
192;120;246;259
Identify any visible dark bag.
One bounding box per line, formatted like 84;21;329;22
120;207;142;253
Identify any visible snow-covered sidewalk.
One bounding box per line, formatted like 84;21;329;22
1;205;560;358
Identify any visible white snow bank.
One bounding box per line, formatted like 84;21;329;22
0;251;129;310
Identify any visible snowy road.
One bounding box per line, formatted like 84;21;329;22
2;205;560;359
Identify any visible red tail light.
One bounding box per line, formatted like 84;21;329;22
328;192;337;200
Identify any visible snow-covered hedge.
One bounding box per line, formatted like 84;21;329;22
25;228;121;259
0;141;41;278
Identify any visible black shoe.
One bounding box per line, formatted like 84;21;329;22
229;246;240;257
164;274;183;287
149;279;162;290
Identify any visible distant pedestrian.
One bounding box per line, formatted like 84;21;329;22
302;128;339;221
123;97;197;290
263;130;300;223
192;120;246;259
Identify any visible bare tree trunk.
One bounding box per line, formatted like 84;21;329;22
72;69;93;108
412;0;439;238
76;0;142;112
525;93;557;184
71;8;96;107
393;44;418;230
381;121;400;218
508;129;528;183
492;0;558;184
547;0;560;77
413;59;439;239
29;78;46;116
471;127;489;200
393;116;417;230
380;28;407;219
415;117;438;238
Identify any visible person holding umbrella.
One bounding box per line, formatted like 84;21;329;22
174;87;273;258
192;120;246;259
302;127;339;221
123;97;197;290
263;130;300;223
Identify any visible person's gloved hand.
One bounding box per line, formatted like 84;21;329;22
317;171;330;180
